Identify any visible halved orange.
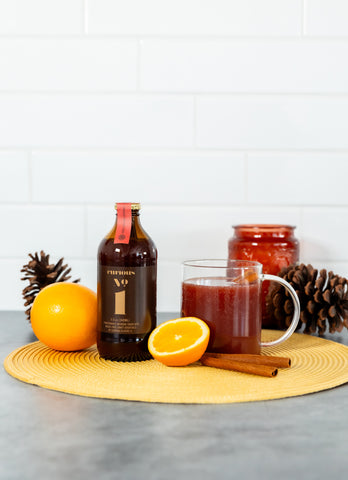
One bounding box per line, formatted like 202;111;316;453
148;317;210;367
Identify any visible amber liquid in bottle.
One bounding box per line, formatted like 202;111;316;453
97;204;157;361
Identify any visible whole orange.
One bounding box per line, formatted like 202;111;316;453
31;282;97;351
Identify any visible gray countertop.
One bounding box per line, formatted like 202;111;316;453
1;311;348;480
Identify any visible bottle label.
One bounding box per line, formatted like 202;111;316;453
114;203;132;244
98;265;156;335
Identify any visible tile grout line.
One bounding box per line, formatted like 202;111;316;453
244;153;249;204
2;91;348;98
299;205;305;251
83;0;89;35
136;38;141;91
0;34;347;41
193;95;197;148
83;204;89;258
27;151;33;204
3;147;348;154
301;0;306;37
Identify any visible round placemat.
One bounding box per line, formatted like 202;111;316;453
4;331;348;403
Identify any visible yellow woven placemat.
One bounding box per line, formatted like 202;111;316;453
4;331;348;404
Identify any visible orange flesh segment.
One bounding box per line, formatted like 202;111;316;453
148;317;210;366
152;321;203;353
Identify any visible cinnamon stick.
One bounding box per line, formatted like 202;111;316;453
200;355;278;377
203;353;291;368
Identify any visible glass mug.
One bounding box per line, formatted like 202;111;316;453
181;259;300;355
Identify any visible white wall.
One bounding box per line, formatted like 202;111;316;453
0;0;348;312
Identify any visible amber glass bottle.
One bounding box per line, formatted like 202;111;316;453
97;203;157;361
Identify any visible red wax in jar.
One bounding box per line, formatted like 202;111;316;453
181;277;262;354
228;225;299;328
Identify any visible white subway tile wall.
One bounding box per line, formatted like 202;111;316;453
0;39;138;91
0;1;347;312
0;0;83;35
305;0;348;36
0;95;194;148
197;96;348;149
140;40;348;93
87;0;303;36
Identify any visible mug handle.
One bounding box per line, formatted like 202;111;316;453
260;274;301;348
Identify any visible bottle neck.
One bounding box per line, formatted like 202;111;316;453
113;210;148;240
116;210;140;218
115;209;142;227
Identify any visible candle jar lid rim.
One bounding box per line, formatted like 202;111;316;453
183;259;262;269
232;224;296;230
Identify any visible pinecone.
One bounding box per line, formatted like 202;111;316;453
266;263;348;335
21;250;80;321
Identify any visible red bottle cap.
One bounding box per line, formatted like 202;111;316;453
114;203;132;244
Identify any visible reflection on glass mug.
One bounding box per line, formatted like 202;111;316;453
181;259;300;355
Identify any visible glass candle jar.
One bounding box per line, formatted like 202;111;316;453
228;225;299;328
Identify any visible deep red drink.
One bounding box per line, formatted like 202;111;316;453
181;277;262;354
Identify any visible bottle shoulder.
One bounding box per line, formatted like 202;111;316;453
98;214;157;266
98;236;157;266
